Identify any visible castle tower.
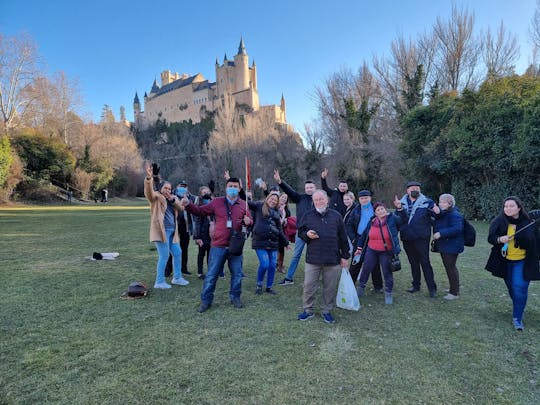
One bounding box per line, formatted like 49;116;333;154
280;94;286;122
234;37;249;91
133;92;141;128
251;60;258;90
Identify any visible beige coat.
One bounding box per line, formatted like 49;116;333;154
144;178;184;243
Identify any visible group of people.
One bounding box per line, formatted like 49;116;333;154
143;162;540;330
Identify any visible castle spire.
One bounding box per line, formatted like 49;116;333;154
215;58;219;66
133;92;140;104
223;53;228;62
150;79;159;94
237;36;246;55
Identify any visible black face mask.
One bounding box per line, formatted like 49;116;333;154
202;194;212;200
410;190;420;199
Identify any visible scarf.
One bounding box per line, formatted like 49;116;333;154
400;193;430;224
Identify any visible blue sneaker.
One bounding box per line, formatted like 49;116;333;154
297;311;314;321
513;318;524;331
322;313;336;324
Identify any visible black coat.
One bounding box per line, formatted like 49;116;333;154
485;213;540;281
321;178;346;216
248;201;289;250
278;180;314;223
343;203;358;243
298;208;350;265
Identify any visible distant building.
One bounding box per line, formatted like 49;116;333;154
133;38;287;129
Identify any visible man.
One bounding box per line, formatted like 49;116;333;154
175;180;195;276
321;168;348;216
393;181;437;297
296;190;350;324
182;177;252;312
273;169;316;285
348;190;383;291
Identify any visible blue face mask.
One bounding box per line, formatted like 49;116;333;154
226;187;239;198
176;187;187;197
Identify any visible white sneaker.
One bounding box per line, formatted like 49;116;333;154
443;293;459;300
171;278;189;286
154;282;172;289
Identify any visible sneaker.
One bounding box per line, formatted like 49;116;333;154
198;273;206;280
406;286;420;293
154;282;172;289
171;277;189;286
255;286;263;295
429;290;437;298
265;287;277;295
231;298;243;309
322;313;336;324
278;278;294;286
297;311;314;321
198;302;211;313
182;271;192;276
513;318;524;331
443;293;459;300
385;292;393;305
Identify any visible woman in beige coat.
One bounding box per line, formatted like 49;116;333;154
144;163;189;289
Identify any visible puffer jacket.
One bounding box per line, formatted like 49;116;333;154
433;207;464;254
248;201;289;250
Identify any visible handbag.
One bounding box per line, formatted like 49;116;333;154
377;219;401;272
225;199;246;256
336;268;361;311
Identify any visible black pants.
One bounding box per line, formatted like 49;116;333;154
165;231;190;276
403;238;436;291
441;253;459;295
197;243;211;274
350;261;382;290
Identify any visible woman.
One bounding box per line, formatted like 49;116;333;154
193;185;214;280
355;202;401;305
144;163;189;289
277;192;291;273
485;196;540;331
432;194;464;300
249;192;289;295
342;191;358;254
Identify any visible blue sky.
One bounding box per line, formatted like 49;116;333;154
1;0;536;133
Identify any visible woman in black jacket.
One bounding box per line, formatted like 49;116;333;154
249;192;289;294
485;196;540;331
192;186;214;279
342;191;358;254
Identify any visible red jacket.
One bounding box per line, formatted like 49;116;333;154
186;196;251;248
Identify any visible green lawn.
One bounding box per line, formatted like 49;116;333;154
1;205;538;404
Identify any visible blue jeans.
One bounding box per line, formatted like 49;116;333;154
504;260;529;322
154;228;182;284
255;249;278;288
286;233;306;280
201;247;243;304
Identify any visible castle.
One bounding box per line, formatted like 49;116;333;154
133;38;287;129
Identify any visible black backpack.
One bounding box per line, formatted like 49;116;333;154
463;218;476;247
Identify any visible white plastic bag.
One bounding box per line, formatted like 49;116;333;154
336;268;360;311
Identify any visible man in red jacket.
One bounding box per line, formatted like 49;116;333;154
182;177;252;313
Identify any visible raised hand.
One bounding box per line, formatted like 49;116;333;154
273;169;281;183
145;162;152;178
393;194;402;210
321;168;328;179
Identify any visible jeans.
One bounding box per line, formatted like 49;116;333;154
403;238;436;292
255;249;278;288
154;228;182;284
285;233;306;280
201;247;243;304
504;260;529;322
358;247;394;293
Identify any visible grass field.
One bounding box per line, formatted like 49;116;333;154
1;202;539;404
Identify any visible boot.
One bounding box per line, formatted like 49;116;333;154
385;292;393;305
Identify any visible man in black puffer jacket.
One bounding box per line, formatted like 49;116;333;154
296;190;350;324
321;168;348;216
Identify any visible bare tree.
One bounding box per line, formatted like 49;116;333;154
433;5;482;92
0;33;42;136
482;22;520;81
531;0;540;50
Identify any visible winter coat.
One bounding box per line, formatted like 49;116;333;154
321;178;346;216
298;208;350;265
186;196;251;248
485;213;540;281
433;207;464;255
192;199;213;244
397;194;435;241
343;202;358;243
278;180;314;224
356;212;402;255
144;177;183;243
248;201;289;250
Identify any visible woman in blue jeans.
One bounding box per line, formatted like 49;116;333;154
485;196;540;331
143;163;189;289
249;192;289;294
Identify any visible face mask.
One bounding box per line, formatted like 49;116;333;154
202;193;212;200
176;187;187;197
202;197;211;204
226;187;239;198
410;190;420;199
